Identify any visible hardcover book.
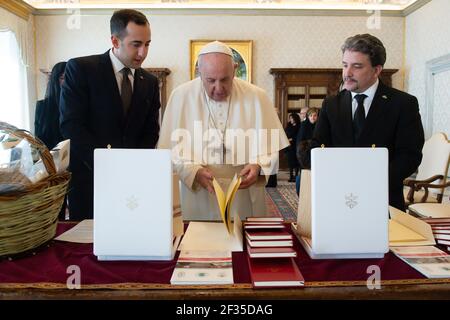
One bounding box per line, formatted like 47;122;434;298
246;238;293;248
247;246;297;258
245;230;293;241
421;218;450;224
247;257;304;287
246;216;284;222
244;223;285;230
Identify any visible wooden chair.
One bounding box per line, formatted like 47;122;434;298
409;193;450;218
403;132;450;206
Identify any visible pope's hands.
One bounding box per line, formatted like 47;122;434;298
195;164;261;192
239;164;261;189
195;167;215;194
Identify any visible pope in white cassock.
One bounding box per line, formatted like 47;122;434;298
158;41;289;221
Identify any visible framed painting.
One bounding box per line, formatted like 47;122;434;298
190;40;253;82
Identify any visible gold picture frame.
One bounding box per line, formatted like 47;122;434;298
190;40;253;83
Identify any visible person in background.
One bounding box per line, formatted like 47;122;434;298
284;112;301;182
294;106;309;178
295;107;319;195
35;61;66;150
34;61;68;220
298;108;319;148
299;107;309;123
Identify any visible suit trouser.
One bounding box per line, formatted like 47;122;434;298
67;171;93;221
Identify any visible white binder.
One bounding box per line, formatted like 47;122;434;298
297;147;389;259
93;148;174;261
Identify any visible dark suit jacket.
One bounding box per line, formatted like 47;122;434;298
312;81;424;211
35;99;64;150
297;119;316;144
296;119;316;169
60;50;160;220
284;123;300;168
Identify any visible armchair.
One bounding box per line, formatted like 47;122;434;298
408;192;450;218
403;132;450;206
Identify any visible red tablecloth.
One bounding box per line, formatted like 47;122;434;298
1;222;448;289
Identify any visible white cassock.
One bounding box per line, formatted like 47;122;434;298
158;77;289;221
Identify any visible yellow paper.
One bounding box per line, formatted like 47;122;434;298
54;219;93;243
212;174;241;234
389;220;426;242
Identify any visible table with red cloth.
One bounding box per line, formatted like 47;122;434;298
1;222;450;299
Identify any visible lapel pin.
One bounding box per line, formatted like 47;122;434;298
382;95;388;99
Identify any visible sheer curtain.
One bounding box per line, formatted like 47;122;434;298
0;30;29;130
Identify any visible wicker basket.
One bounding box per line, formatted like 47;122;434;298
0;124;71;257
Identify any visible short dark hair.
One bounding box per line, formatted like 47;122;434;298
341;34;386;67
289;112;301;125
110;9;149;39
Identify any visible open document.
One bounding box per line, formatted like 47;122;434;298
54;219;93;243
389;206;435;246
179;215;244;252
55;213;183;248
212;173;241;234
390;246;450;278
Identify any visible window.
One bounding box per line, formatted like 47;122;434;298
0;30;29;130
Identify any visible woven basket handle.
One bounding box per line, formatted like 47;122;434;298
1;126;56;176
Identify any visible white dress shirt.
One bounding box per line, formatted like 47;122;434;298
350;78;379;119
109;48;135;94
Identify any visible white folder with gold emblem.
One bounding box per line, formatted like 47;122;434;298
93;148;174;261
297;147;389;259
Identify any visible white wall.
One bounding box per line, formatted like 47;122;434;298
406;0;450;138
35;12;404;103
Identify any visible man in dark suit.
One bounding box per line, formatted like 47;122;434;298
312;34;424;211
60;9;160;220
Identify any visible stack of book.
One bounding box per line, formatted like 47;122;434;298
420;217;450;251
244;216;286;230
244;216;304;288
245;217;295;258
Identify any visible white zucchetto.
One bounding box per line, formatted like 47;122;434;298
198;41;233;57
